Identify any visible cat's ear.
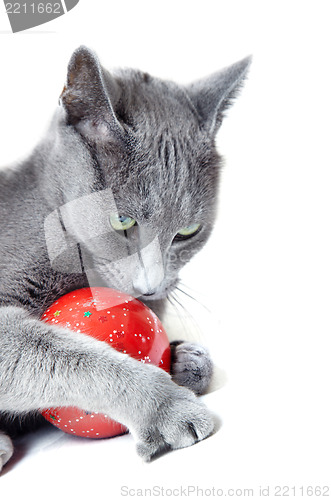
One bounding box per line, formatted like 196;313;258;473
186;56;252;135
60;46;124;143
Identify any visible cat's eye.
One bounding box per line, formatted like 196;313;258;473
109;214;136;231
174;223;201;241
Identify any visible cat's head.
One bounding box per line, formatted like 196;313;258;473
44;46;250;300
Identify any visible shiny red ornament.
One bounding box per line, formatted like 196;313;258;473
40;287;171;438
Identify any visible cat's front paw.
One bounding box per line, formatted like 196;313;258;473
171;341;213;395
0;432;14;473
135;381;214;461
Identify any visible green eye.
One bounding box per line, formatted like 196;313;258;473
110;214;136;231
175;223;201;240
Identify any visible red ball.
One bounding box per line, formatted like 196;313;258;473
40;287;171;438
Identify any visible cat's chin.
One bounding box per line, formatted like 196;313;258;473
138;294;168;319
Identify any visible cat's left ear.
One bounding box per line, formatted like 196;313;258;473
186;56;252;135
60;46;124;143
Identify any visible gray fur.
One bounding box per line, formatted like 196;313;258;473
171;342;213;396
0;431;13;470
0;46;250;471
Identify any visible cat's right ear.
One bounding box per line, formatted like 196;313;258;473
186;56;252;136
60;46;124;143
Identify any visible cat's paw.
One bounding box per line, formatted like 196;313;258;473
135;382;214;461
0;432;14;473
171;341;213;395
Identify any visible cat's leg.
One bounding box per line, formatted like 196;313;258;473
0;306;214;465
170;341;213;395
143;299;214;395
0;431;14;473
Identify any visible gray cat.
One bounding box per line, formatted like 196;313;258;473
0;46;250;471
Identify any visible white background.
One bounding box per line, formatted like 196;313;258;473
1;1;331;498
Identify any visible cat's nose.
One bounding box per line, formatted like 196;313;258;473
140;290;156;297
132;268;162;298
133;286;157;298
131;234;165;298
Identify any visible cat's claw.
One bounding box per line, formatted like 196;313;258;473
0;432;14;473
135;384;214;461
171;341;213;395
